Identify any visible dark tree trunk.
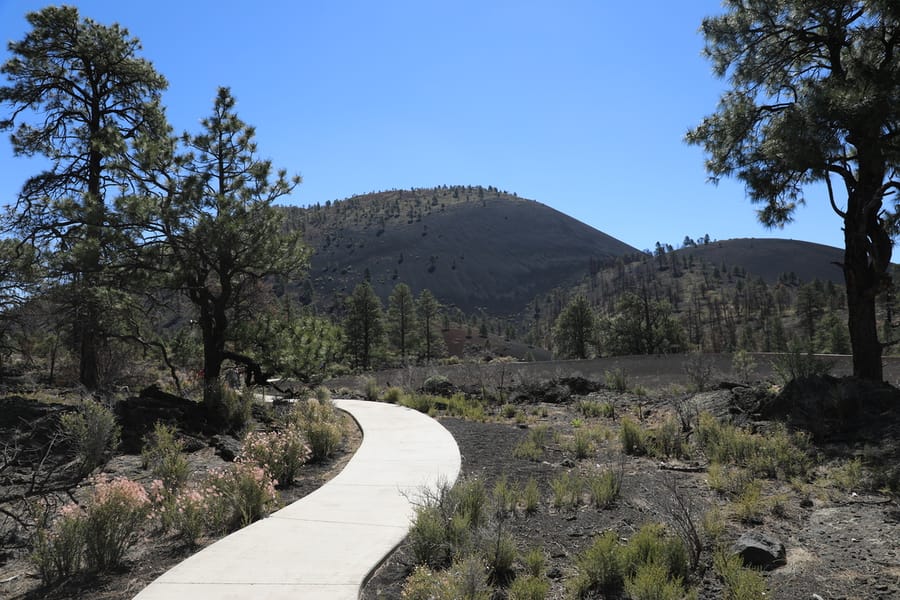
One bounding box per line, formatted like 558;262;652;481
843;180;889;382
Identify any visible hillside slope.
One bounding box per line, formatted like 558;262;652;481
675;238;845;284
283;186;639;314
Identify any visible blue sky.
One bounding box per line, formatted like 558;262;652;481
1;0;848;252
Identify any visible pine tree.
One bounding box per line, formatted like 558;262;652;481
552;295;596;359
0;6;168;388
345;281;384;370
387;283;417;363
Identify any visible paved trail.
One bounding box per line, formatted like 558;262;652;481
133;399;461;600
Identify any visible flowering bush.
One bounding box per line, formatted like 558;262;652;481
31;503;85;584
238;424;310;486
82;476;150;571
207;463;278;530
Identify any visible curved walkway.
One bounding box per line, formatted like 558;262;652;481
134;399;461;600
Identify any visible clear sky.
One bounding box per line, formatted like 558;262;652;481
0;0;850;252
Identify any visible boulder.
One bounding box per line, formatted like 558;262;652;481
731;531;786;570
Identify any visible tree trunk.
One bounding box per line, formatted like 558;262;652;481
844;204;885;382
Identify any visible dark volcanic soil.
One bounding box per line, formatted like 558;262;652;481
363;384;900;600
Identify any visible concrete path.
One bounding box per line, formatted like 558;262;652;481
133;399;461;600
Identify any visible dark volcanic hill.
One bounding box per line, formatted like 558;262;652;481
674;237;845;284
282;186;639;314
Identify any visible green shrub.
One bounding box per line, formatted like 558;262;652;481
714;549;768;600
576;399;611;418
733;480;765;523
31;505;84;584
571;429;594;459
408;505;454;568
59;400;120;475
697;413;810;480
620;523;689;582
508;574;550;600
482;530;517;584
456;478;488;529
523;477;540;514
423;374;452;395
401;564;453;600
205;384;253;433
141;422;189;490
501;403;518;418
82;477;151;571
314;386;332;402
654;416;685;459
620;417;648;455
382;386;405;404
586;468;622;509
626;561;691;600
604;368;629;392
304;421;343;462
207;463;278;530
550;471;582;510
513;425;552;461
771;341;834;384
567;531;623;597
449;555;492;599
521;546;546;577
364;377;380;401
829;457;865;493
292;398;344;462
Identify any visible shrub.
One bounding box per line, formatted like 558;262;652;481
456;478;488;529
82;477;150;571
501;403;518;418
576;399;610;418
364;377;380;401
239;424;310;485
714;548;768;600
586;468;622;509
654;416;685;458
314;385;332;402
571;429;594;459
205;383;253;433
513;426;552;461
207;463;278;530
683;353;715;391
567;530;623;597
482;530;517;584
141;422;189;491
59;399;120;475
508;574;550;600
829;457;865;493
408;505;453;568
620;523;689;582
523;477;540;514
620;417;648;455
292;398;344;462
733;480;765;523
154;482;217;547
401;564;453;600
31;503;85;584
604;368;629;392
521;546;546;577
449;555;492;600
771;341;834;384
550;471;582;511
382;386;405;404
626;561;691;600
423;374;452;395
